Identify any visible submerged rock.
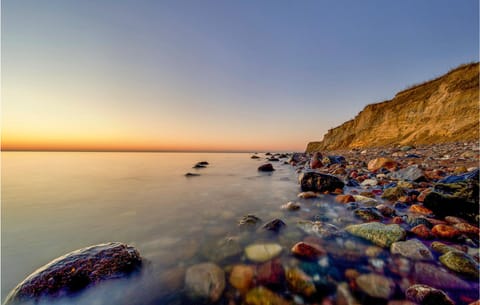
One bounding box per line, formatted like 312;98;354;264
185;262;225;302
356;273;395;299
4;242;142;304
229;264;255;294
405;284;454;305
413;262;471;290
336;282;361;305
390;239;433;260
298;171;344;193
345;223;406;248
244;243;282;263
261;218;286;232
238;214;262;228
286;268;316;297
281;201;301;211
258;163;275;172
291;241;326;260
245;286;292;305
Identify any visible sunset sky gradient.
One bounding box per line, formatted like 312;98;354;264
2;0;478;152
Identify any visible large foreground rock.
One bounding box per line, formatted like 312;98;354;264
4;242;142;304
298;171;344;193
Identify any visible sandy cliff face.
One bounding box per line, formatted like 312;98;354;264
307;63;479;152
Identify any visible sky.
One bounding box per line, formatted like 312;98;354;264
1;0;478;152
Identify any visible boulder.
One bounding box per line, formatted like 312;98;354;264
298;172;344;193
185;262;225;302
4;242;142;304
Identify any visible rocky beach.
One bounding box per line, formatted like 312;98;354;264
4;141;479;305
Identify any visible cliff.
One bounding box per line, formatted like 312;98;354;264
307;63;479;152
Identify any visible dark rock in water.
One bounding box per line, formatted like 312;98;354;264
298;171;344;193
185;172;201;177
268;157;280;162
238;214;262;228
262;218;286;232
405;284;455;305
288;153;307;164
251;155;260;159
258;163;275;172
197;161;209;165
423;191;478;223
353;207;383;222
4;242;142;304
193;163;207;168
185;262;225;302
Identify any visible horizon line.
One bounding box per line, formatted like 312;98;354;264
1;148;302;153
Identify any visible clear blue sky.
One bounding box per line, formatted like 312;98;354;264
2;0;478;151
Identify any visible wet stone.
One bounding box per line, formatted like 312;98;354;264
382;186;407;201
238;214;262;228
261;218;286;232
244;286;292;305
229;264;255;294
411;224;434;239
286;267;316;297
439;250;479;279
244;243;282;263
355;273;396;299
405;284;455;305
4;242;142;305
291;241;326;260
258;163;275;172
390;239;433;260
336;282;361;305
345;222;406;248
255;258;285;288
298;171;345;193
353;207;383;222
413;261;472;290
185;262;226;302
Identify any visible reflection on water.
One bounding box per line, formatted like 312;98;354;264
1;152;298;304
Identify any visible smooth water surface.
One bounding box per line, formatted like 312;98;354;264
2;152;298;304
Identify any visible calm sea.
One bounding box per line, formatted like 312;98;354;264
1;152;299;304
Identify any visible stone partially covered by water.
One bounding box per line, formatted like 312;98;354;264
244;286;292;305
405;284;455;305
291;241;326;260
298;171;344;193
244;243;282;263
185;262;225;302
390;239;433;260
345;222;406;248
285;267;316;297
4;242;142;305
258;163;275;172
439;250;479;279
355;273;395;299
413;262;472;290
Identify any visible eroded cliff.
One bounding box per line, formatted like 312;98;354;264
307;63;479;152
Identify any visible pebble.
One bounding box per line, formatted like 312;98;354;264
244;286;291;305
390;239;434;260
411;224;434;239
368;157;398;172
291;242;326;260
258;163;275;172
281;201;301;211
229;264;255;293
286;268;316;297
431;224;461;239
439;250;479;279
345;222;406;247
298;191;318;199
335;194;356;204
244;243;283;263
405;284;454;305
355;273;396;299
185;262;225;302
